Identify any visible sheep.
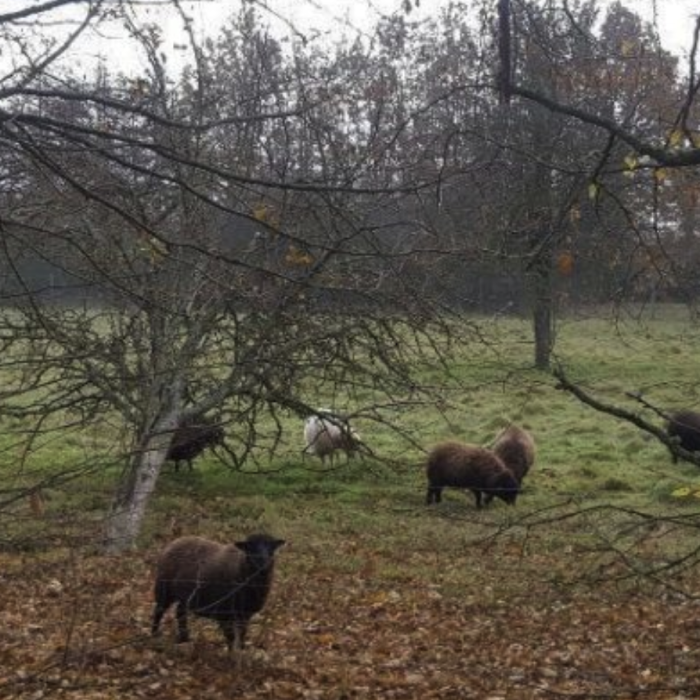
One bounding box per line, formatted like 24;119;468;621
151;533;285;651
425;441;519;508
491;424;536;484
303;409;362;465
666;410;700;463
167;415;225;471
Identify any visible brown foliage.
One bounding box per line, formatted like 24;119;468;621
1;540;700;699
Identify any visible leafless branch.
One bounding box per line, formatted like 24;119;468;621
553;365;700;466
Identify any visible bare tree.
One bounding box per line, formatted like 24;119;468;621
480;0;685;367
0;2;464;552
488;0;697;342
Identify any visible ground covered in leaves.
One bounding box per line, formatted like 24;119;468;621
2;528;700;700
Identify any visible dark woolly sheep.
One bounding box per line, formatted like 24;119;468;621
666;410;700;463
425;441;519;509
151;533;285;650
168;416;224;471
491;425;536;484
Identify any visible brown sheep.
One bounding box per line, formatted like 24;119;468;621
425;441;519;508
168;415;225;471
151;533;285;650
491;425;536;484
666;410;700;463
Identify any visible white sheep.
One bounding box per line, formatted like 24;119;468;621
303;409;362;465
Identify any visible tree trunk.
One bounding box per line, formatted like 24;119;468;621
531;243;555;371
103;413;179;554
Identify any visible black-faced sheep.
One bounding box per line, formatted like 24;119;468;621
303;409;362;465
425;441;519;508
491;425;536;484
666;410;700;463
167;416;224;471
151;533;285;650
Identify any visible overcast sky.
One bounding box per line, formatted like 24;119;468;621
4;0;698;77
158;0;698;59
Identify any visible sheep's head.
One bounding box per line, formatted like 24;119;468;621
206;423;225;446
343;427;363;454
497;480;520;505
235;534;286;567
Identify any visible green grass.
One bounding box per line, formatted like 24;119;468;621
2;304;700;577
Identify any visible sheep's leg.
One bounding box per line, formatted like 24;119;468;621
219;619;247;651
151;583;171;636
233;620;248;651
175;602;190;643
151;601;170;636
219;619;236;650
426;486;441;504
473;490;483;509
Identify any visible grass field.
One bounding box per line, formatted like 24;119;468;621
2;305;700;699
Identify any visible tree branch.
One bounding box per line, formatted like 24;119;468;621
552;365;700;467
511;84;700;167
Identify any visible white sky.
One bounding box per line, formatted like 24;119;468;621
159;0;698;57
137;0;700;84
3;0;699;77
638;0;699;57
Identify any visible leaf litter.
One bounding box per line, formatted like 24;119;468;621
1;537;700;700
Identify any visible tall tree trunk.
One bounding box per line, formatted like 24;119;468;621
497;0;512;104
530;238;555;371
103;413;179;553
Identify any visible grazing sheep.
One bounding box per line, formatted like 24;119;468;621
491;425;536;484
666;410;700;463
167;416;224;471
303;409;362;465
426;441;519;508
151;533;285;650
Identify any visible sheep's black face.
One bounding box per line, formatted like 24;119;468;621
498;480;520;505
501;488;519;505
207;426;225;446
235;534;285;567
